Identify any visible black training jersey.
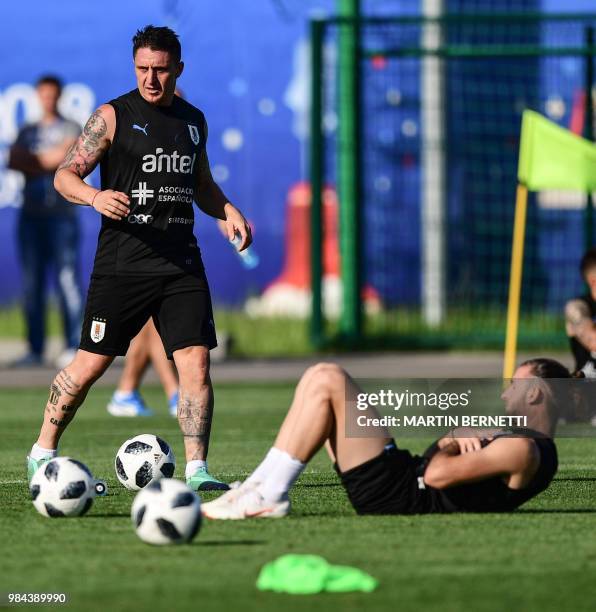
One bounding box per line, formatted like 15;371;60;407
569;294;596;375
422;428;558;512
93;89;206;275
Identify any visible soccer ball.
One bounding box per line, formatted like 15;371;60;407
30;457;96;518
115;434;175;490
131;479;202;545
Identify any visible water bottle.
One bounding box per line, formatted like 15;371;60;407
231;235;259;269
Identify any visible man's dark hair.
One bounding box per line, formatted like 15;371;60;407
520;358;572;422
36;75;62;93
580;247;596;279
132;25;181;63
520;357;570;379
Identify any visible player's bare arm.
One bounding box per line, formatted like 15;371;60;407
54;105;130;220
437;427;502;452
194;125;252;250
424;437;539;489
565;299;596;352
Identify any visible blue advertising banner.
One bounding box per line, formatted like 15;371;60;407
0;0;590;310
0;0;340;306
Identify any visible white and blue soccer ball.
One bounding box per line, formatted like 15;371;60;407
131;478;202;545
115;434;175;490
30;457;96;518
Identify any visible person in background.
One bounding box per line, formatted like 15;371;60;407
8;75;83;369
565;247;596;379
107;317;179;417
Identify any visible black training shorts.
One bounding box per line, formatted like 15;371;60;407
336;443;439;515
79;272;217;359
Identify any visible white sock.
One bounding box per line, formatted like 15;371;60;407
30;443;58;461
257;449;305;503
185;459;207;479
245;447;285;485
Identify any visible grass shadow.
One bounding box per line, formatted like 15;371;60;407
516;508;596;514
196;539;267;547
294;511;351;518
296;483;342;488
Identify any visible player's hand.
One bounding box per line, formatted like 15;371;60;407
223;203;252;250
451;437;484;454
91;190;130;220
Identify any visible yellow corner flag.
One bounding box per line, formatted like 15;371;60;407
504;111;596;380
518;110;596;191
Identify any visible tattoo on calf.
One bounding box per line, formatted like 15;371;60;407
49;384;61;406
57;369;80;397
177;394;213;454
45;370;83;428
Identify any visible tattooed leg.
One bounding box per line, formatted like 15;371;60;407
37;369;89;448
36;351;113;449
173;346;213;462
177;383;214;461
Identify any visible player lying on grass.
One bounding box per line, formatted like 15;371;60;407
202;358;569;519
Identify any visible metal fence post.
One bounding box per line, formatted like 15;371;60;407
337;0;362;344
310;18;325;347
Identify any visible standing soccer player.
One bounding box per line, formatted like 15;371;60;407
26;25;252;491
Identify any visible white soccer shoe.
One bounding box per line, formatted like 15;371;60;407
201;481;290;520
106;391;153;417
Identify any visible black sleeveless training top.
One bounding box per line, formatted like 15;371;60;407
569;294;596;374
93;89;206;276
423;428;558;512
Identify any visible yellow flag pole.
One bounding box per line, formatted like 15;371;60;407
503;183;529;380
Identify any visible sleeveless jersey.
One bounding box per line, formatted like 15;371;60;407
93;89;206;275
422;428;558;512
569;294;596;376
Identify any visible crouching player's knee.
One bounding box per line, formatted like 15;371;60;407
306;362;347;397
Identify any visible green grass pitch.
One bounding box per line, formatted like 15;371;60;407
2;383;596;612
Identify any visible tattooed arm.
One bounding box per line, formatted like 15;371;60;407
565;299;596;352
194;122;252;250
54;105;130;220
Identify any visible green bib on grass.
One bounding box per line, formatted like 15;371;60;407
256;554;378;594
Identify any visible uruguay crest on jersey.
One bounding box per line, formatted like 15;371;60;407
188;124;200;145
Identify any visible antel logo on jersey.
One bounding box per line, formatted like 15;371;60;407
128;214;154;224
142;148;196;174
